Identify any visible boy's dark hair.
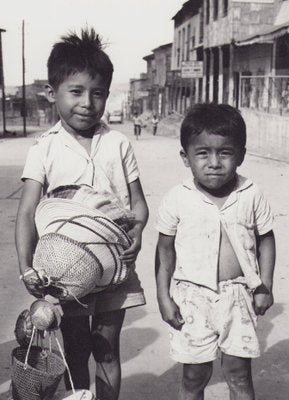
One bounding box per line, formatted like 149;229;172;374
180;103;246;151
47;28;113;89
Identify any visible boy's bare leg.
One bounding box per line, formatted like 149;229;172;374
221;353;255;400
91;309;125;400
179;362;213;400
60;316;91;390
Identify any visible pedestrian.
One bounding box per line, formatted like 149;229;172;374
151;114;159;136
155;103;275;400
133;112;142;139
15;28;149;400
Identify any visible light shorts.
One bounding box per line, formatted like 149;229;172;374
61;265;146;317
169;277;260;364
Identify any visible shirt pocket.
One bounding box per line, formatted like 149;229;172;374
236;219;256;251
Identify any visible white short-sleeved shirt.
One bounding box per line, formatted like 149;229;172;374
156;175;274;291
21;121;139;209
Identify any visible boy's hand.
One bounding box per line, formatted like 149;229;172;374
20;268;45;298
253;283;274;315
120;226;142;265
158;295;184;330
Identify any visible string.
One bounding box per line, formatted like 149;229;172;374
54;334;76;394
24;325;36;369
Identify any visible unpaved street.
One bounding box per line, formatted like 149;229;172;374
0;121;288;399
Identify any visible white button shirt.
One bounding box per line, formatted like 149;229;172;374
21;121;139;209
156;176;274;291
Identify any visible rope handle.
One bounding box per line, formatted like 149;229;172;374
55;334;76;395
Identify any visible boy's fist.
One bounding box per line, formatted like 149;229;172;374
20;268;45;298
158;295;184;330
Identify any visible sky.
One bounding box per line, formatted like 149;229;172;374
0;0;183;87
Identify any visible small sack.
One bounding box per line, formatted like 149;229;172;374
11;346;65;400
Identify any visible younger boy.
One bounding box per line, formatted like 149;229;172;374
155;103;275;400
15;29;148;400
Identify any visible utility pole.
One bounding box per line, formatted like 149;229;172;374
22;20;27;137
0;28;6;137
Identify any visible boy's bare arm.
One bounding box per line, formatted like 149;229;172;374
15;179;43;296
155;233;184;330
121;178;149;264
254;230;276;315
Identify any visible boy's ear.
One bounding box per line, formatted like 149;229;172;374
238;147;246;166
45;84;56;104
180;148;190;168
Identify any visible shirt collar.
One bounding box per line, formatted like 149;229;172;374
41;120;110;158
182;174;252;192
44;119;110;137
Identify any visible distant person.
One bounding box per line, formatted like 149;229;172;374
155;103;275;400
133;113;142;139
151;114;159;135
15;28;148;400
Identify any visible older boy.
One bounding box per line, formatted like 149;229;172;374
15;29;148;400
155;103;275;400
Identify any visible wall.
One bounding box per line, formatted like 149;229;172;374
171;14;202;70
241;108;289;161
204;14;232;47
204;0;275;48
232;1;275;40
154;47;171;87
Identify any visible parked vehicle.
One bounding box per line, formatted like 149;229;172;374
108;110;123;124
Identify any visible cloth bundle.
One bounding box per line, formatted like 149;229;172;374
32;185;134;302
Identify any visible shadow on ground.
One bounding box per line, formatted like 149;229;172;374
120;302;289;400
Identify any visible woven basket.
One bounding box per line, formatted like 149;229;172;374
11;346;65;400
33;204;132;301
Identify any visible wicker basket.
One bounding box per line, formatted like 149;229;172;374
33;203;132;301
11;346;65;400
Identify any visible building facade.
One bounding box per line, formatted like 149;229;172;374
170;0;203;114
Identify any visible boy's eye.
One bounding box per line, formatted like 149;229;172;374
220;150;234;157
195;150;208;157
70;89;81;95
92;90;105;97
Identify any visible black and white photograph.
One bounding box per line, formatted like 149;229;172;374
0;1;289;399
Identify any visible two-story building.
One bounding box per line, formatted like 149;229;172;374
128;73;149;116
143;43;172;117
170;0;203;114
202;0;276;106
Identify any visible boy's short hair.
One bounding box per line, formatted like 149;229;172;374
47;28;113;89
180;103;246;151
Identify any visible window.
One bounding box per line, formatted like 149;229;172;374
191;27;196;50
177;30;181;67
199;8;204;43
223;0;228;16
213;0;218;20
186;24;191;60
206;0;210;24
181;27;186;61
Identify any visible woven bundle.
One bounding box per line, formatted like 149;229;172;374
11;346;65;400
33;199;132;301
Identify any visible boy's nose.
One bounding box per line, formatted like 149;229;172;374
208;153;221;168
81;93;92;108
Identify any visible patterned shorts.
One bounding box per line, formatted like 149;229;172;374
169;277;260;364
